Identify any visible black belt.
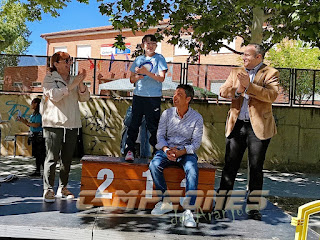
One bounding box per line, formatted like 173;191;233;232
238;119;250;123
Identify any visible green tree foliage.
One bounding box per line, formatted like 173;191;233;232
0;0;87;82
266;40;320;103
0;32;32;79
0;0;89;52
0;1;30;52
267;40;320;69
0;1;32;83
98;0;320;59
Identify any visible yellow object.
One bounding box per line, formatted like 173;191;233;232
291;200;320;240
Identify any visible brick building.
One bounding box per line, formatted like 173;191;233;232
3;20;245;96
40;20;243;65
3;65;47;92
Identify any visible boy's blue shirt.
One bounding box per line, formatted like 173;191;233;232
130;53;168;97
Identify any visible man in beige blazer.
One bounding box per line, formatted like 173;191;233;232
218;44;279;220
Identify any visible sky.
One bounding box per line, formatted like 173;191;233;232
26;1;112;56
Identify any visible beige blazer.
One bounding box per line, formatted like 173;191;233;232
220;64;279;140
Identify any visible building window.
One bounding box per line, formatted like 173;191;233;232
13;82;23;87
84;82;91;87
155;42;162;54
77;45;91;58
54;47;67;53
211;39;236;54
174;37;191;56
174;44;190;56
32;82;42;87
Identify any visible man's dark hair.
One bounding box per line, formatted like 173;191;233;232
248;43;265;59
177;84;194;101
142;34;157;43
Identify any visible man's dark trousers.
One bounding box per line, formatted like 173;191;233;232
219;119;270;194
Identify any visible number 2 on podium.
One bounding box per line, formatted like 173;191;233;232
94;168;186;200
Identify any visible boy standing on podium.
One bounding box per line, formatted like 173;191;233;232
124;34;168;161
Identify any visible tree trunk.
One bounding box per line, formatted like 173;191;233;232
251;7;265;44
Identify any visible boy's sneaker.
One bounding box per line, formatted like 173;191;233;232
56;187;74;199
125;150;134;161
182;209;197;228
151;201;173;216
43;189;55;203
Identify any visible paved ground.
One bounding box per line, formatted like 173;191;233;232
0;156;319;240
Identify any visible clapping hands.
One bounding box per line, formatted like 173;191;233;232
237;71;250;93
69;69;87;91
74;69;87;85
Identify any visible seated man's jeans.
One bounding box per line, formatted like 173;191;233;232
149;150;199;206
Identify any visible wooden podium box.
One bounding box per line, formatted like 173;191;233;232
78;155;216;211
14;132;32;157
2;132;32;157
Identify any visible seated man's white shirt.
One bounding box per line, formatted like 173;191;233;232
156;107;203;154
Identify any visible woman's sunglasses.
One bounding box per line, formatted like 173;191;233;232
58;58;72;64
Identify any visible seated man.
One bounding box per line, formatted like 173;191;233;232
149;84;203;228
